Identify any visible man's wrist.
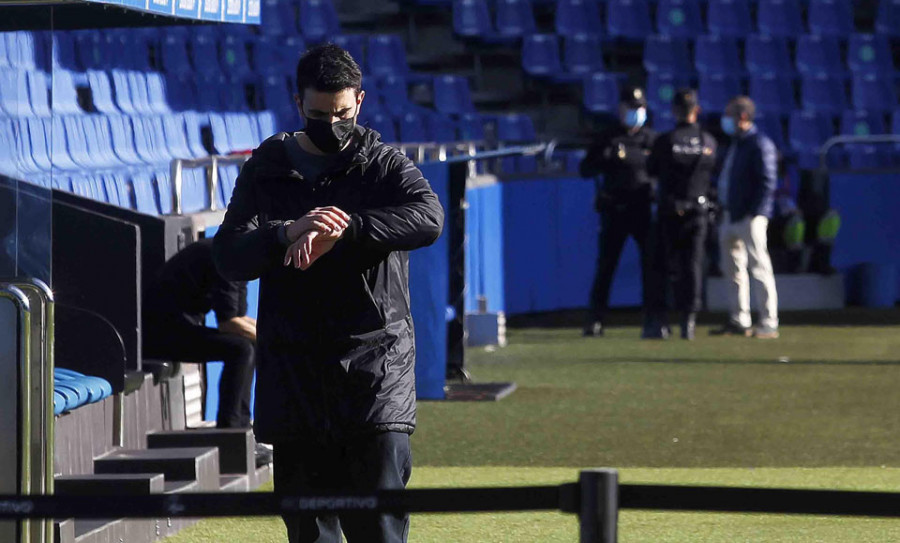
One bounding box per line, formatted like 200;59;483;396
278;221;296;246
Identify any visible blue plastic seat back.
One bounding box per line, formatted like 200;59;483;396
0;68;34;117
127;71;154;115
399;110;428;142
25;70;51;117
220;34;253;78
0;33;9;69
162;114;193;159
522;34;563;77
583;72;620;114
260;0;299;36
299;0;341;43
841;109;886;136
695;34;742;75
643;35;692;74
365;112;398;142
131;170;161;215
428;113;458;143
256;111;278;140
555;0;604;37
46;117;80;171
110;69;137;115
433;75;475;115
145;72;171;114
745;34;793;76
331;35;367;70
196;73;226;112
647;72;692;111
25;117;52;171
107;115;145;166
209;113;233;154
181;167;209;213
52;32;81;71
656;0;703;38
453;0;493;38
810;0;855;38
53;390;66;415
51;69;84;115
7;31;46;70
128;115;162;164
75;31;111;70
226;113;257;151
788;110;834;167
191;33;222;79
754;113;787;150
160;31;193;76
698;73;743;113
458;112;486;141
0;120;16;174
378;75;410;116
154;170;174;215
91;116;122;168
607;0;653;40
61;116;90;168
108;29;153;71
261;73;295;113
707;0;753;38
564;33;605;75
183;112;211;158
110;172;134;209
219;164;240;209
252;35;297;75
749;74;796;116
838;110;889;168
800;74;848;114
367;35;409;79
851;74;897;112
164;74;199;112
877;0;900;36
757;0;804;38
496;0;537;39
796;35;845;77
497;113;536;142
848;34;895;74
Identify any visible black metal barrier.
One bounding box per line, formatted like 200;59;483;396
5;469;900;542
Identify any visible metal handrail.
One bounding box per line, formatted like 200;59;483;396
170;154;250;215
0;284;32;543
818;135;900;171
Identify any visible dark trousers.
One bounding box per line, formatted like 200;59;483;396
588;199;653;321
657;213;708;314
274;432;412;543
144;322;255;428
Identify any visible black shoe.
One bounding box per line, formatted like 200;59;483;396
583;321;604;337
681;313;696;340
641;321;670;340
255;443;273;468
709;321;752;337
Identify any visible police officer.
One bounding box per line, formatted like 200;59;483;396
647;89;717;340
580;86;656;337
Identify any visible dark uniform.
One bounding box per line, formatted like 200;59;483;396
580;91;656;333
647;121;717;338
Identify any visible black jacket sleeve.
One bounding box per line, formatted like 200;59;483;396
213;150;288;281
343;151;444;252
646;134;667;179
209;274;246;322
579;135;613;178
749;135;778;217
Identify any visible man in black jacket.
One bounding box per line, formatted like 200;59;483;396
213;44;443;543
580;86;659;338
647;89;717;340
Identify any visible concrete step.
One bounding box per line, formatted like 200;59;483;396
220;475;249;492
56;473;165;495
147;428;254;476
94;447;220;491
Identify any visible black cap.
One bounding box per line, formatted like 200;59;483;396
620;86;647;108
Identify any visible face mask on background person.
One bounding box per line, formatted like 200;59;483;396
721;116;737;136
301;106;358;154
622;108;647;129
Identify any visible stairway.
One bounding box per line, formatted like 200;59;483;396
53;428;271;543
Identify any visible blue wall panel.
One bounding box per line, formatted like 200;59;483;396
465;183;505;313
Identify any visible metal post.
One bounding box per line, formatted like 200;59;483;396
579;469;618;543
207;157;219;212
170;159;184;215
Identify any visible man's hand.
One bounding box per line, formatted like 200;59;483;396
286;207;351;243
283;229;342;270
218;316;257;343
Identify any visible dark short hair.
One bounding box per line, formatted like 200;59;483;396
727;96;756;120
672;88;698;117
295;43;362;96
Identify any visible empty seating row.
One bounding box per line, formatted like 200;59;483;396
644;34;897;78
54;368;113;415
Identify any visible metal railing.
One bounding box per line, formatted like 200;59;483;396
818;135;900;171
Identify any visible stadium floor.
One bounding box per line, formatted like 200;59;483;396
165;316;900;542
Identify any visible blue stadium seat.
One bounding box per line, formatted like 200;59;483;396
260;0;299;36
84;116;124;169
46;117;80;171
6;31;45;70
851;73;897;112
110;70;138;115
522;34;566;79
563;34;605;75
103;173;133;209
130;115;169;164
496;0;537;40
809;0;855;38
698;73;743;113
220;34;253;79
0;33;9;69
555;0;604;37
74;31;110;70
643;34;692;74
453;0;493;38
24;118;52;172
647;72;692;112
256;111;277;139
458;112;486;141
25;70;51;117
0;120;15;176
209;113;233;154
218;165;240;209
11;119;43;174
428;113;458;143
131;171;159;215
583;72;620;114
433;75;475;115
252;35;297;75
52;32;81;71
848;34;895;74
127;71;155;115
876;0;900;36
840;109;887;136
745;35;794;77
497;113;537;142
226;113;258;151
159;31;193;77
107;29;153;71
788;110;834;168
299;0;341;44
757;0;804;38
52;69;84;115
893;110;900;165
145;73;171;115
106;115;143;166
365;112;398;142
195;74;226;112
695;35;742;76
331;35;366;70
60;116;91;169
162;114;197;160
163;74;199;112
154;170;174;215
656;0;703;38
0;68;33;116
367;35;408;79
796;35;845;77
839;110;890;168
379;75;411;116
607;0;653;41
707;0;753;38
190;33;222;79
398;110;428;142
754;113;787;150
652;110;677;132
750;74;796;117
801;73;848;114
261;73;295;113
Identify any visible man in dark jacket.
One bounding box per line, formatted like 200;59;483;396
579;86;659;338
713;96;779;339
213;44;443;543
647;89;717;340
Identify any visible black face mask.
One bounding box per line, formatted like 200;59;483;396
303;114;356;154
